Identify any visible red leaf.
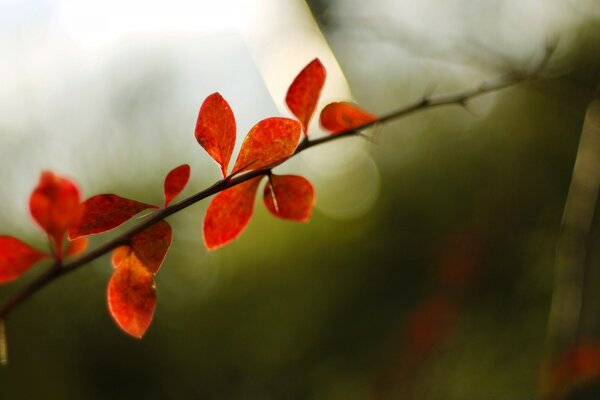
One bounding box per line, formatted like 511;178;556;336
111;245;130;269
111;222;171;273
69;194;157;239
545;342;600;396
232;118;301;174
29;171;81;254
0;236;48;283
263;175;315;222
65;237;88;258
203;177;262;250
107;250;156;338
130;221;172;273
320;102;377;134
286;58;326;135
163;164;190;207
195;93;236;177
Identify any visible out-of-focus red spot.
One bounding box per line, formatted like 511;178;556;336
405;296;459;360
436;232;482;291
543;342;600;398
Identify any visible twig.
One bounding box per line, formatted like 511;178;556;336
0;44;556;324
545;95;600;352
0;319;7;366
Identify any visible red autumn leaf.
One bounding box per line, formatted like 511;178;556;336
69;194;157;239
232;117;301;174
29;171;81;254
203;177;262;250
263;175;315;222
0;236;48;283
130;221;172;273
107;250;156;338
546;342;600;396
163;164;190;207
286;58;326;135
111;245;130;269
65;237;88;258
195;93;236;177
320;102;377;134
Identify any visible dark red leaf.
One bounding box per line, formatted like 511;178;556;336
195;93;236;177
319;102;377;134
203;177;262;250
286;58;326;135
232;118;301;174
69;194;157;239
107;250;156;338
163;164;190;207
0;236;48;283
64;237;88;258
263;175;314;222
544;342;600;396
130;221;172;274
29;171;81;254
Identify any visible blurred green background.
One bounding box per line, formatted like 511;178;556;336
1;0;600;399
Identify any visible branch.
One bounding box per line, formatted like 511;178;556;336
0;44;556;324
298;42;555;152
545;95;600;352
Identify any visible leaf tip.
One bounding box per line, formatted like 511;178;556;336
164;164;191;207
202;178;262;250
286;58;327;135
107;258;156;339
0;236;48;284
195;92;236;176
263;175;315;223
319;102;377;135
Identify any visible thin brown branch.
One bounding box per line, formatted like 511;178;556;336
298;41;555;152
0;44;556;325
546;95;600;353
0;319;7;366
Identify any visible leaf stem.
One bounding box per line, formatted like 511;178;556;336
0;44;556;324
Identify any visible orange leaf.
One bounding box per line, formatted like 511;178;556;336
111;245;130;269
130;221;172;273
29;171;81;254
320;102;377;135
107;250;156;338
0;236;48;283
263;175;314;222
232;117;301;174
163;164;190;207
65;237;88;258
286;58;326;135
69;194;157;239
195;93;236;177
203;177;262;250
